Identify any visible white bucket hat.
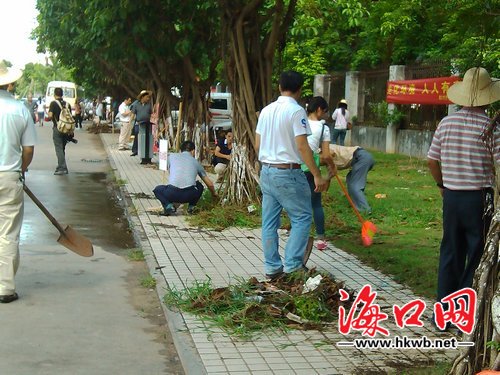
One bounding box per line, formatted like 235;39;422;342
447;67;500;107
0;64;22;86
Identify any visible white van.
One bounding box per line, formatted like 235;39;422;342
45;81;78;113
208;92;232;127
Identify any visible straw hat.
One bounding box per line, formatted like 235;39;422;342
447;67;500;107
0;64;22;86
340;99;348;104
137;90;152;100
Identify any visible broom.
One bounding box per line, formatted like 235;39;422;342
335;175;377;246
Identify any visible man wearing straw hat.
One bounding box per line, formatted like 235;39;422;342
130;90;153;164
0;63;37;303
427;67;500;315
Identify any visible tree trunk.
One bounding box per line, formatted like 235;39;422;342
218;0;298;204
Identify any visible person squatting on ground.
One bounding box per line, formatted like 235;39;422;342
304;97;337;250
130;90;153;164
331;99;351;146
427;67;500;313
153;141;217;216
329;144;375;214
0;64;37;303
256;71;328;279
213;129;233;182
117;97;133;151
48;87;74;175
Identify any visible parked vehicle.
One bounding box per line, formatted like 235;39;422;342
208;92;232;127
45;81;78;114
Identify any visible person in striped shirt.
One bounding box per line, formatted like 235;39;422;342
427;67;500;315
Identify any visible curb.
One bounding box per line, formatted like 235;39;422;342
100;134;207;375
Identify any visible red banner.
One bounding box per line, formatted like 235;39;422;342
386;76;460;105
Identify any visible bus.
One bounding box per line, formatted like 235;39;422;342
45;81;78;114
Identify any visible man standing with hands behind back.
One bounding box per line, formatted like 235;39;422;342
256;71;327;280
0;64;36;303
427;67;500;318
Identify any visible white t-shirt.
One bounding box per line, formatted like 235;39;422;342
37;101;45;113
332;108;350;130
118;101;131;122
307;119;331;152
256;96;310;164
0;90;37;172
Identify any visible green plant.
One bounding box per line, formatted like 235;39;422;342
486;340;500;351
369;101;405;127
128;249;145;261
140;275;157;288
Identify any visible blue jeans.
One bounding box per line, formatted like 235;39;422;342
260;166;312;274
331;129;347;145
346;148;375;213
305;172;325;236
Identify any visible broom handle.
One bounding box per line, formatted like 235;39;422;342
23;184;66;235
335;175;364;224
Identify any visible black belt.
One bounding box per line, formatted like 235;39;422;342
262;162;301;169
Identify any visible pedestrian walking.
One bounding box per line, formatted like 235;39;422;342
331;99;351;146
48;87;73;175
74;100;83;129
36;97;45;126
427;67;500;315
255;71;327;279
25;94;37;122
0;64;37;303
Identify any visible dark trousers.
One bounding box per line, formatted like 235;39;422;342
52;128;68;171
153;181;204;207
74;114;83;128
437;188;493;302
131;124;139;154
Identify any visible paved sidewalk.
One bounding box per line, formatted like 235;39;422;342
101;133;456;374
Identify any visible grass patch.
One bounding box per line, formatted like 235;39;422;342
325;152;442;298
140;275;157;288
128;249;145;261
186;151;442;299
187;190;261;230
163;271;352;340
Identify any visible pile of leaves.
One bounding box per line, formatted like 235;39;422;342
163;269;355;339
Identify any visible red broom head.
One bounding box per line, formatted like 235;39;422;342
361;221;377;247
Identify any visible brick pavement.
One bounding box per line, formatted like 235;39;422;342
101;133;457;375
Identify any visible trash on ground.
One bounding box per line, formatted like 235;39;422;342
303;275;323;294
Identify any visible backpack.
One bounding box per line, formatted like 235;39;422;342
55;100;75;134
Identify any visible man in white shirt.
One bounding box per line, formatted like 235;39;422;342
117;97;133;150
0;64;36;303
255;71;327;279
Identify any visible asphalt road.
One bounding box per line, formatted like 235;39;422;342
0;122;183;375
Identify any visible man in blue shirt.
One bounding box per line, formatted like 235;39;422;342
153;141;217;215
